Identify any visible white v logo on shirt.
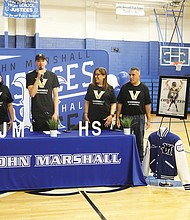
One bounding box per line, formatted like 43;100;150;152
94;90;105;99
38;78;48;88
129;90;141;100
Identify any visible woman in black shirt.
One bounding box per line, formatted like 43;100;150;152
0;73;14;132
84;67;116;130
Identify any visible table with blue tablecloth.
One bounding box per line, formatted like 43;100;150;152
0;130;146;191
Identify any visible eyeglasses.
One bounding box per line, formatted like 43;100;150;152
94;73;103;76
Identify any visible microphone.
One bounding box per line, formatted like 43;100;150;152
40;75;43;83
39;67;43;82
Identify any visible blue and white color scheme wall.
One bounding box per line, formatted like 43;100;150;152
0;49;109;129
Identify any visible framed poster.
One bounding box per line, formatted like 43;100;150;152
156;76;189;119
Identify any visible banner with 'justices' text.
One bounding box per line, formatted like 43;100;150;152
0;49;109;130
2;0;41;19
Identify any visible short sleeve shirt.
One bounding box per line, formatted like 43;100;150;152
117;82;151;115
85;84;116;120
0;85;14;123
26;70;59;116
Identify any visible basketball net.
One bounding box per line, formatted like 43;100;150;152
173;62;183;71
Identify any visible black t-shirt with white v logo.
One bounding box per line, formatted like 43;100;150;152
117;82;151;115
85;84;116;121
0;85;14;123
26;70;59;117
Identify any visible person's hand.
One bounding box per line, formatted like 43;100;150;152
145;121;150;130
7;120;13;131
37;68;46;79
104;115;113;127
83;113;90;124
116;118;121;128
52;113;58;121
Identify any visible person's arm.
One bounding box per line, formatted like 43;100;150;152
165;80;170;90
52;87;59;121
84;100;90;123
145;103;151;130
104;102;116;127
27;69;44;97
179;80;183;91
110;103;116;115
7;102;14;131
116;103;122;128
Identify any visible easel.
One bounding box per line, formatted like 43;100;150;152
159;116;190;147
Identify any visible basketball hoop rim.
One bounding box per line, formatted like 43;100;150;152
173;61;183;66
173;61;183;71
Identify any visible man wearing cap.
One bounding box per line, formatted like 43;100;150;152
26;54;60;131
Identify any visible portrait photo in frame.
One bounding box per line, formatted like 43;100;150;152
156;76;189;119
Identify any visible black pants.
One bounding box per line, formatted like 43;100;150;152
0;123;8;132
32;112;52;131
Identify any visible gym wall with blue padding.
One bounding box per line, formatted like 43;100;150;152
0;36;189;114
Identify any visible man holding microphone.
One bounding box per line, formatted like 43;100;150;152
26;54;60;131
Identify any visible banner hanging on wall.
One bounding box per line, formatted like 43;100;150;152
0;49;109;130
116;3;145;16
2;0;41;19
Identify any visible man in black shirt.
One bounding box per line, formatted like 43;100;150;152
26;54;60;131
116;67;151;162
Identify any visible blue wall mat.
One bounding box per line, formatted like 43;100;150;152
0;36;189;113
39;37;85;49
96;40;149;76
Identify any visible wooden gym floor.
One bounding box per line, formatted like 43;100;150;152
1;114;190;220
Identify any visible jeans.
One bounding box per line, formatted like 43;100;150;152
124;114;145;162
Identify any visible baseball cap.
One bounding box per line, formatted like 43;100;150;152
35;54;46;61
